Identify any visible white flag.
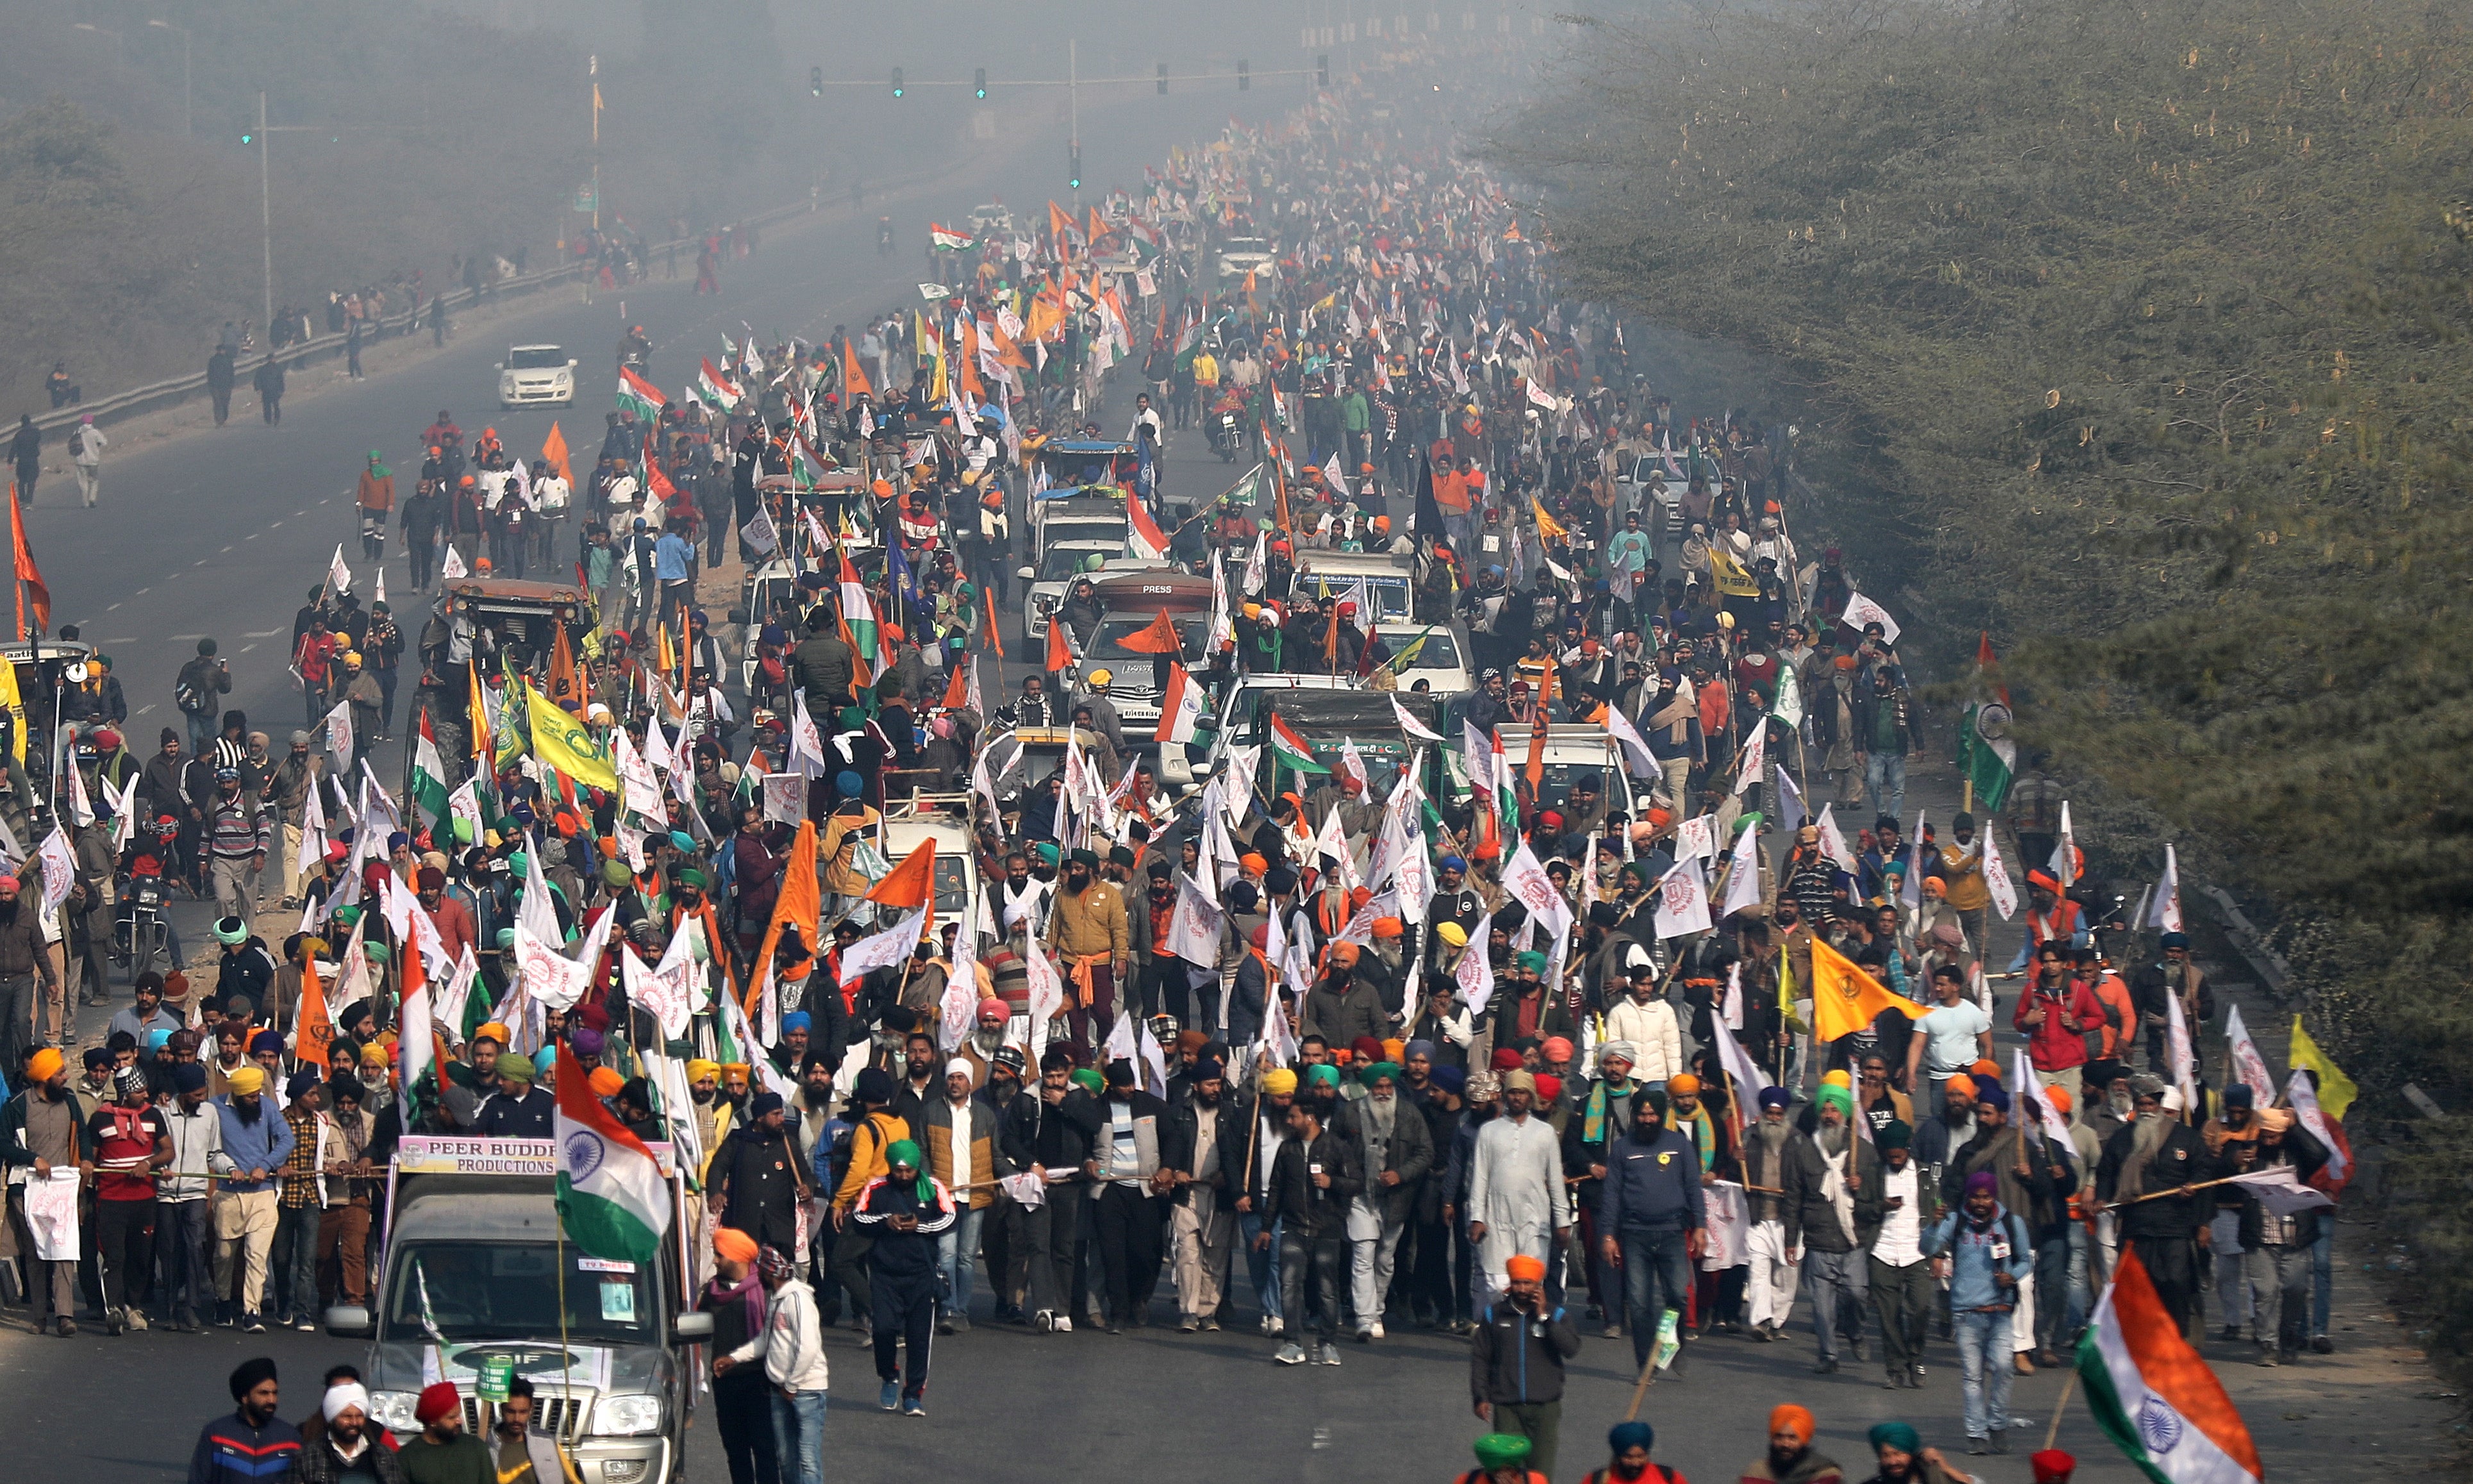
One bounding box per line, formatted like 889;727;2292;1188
838;907;926;986
327;543;354;596
1980;822;2019;921
1774;768;1804;840
1815;804;1861;876
65;754;92;828
1652;860;1713;939
2285;1069;2347;1183
2146;842;2183;933
2014;1047;2074;1147
34;826;74;910
323;699;356;765
2225;1004;2277;1111
2051;801;2077;889
2227;1165;2336;1217
1729;717;1766;797
1166;872;1227;965
1716;822;1765;920
2165;988;2195;1092
440;544;469;581
1603;706;1656;779
1392;697;1446;744
1713;1019;1776;1100
1838;588;1901;643
1454;911;1495;1015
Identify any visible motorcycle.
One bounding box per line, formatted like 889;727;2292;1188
112;864;169;983
1209;408;1242;462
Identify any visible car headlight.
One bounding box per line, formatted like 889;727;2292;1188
554;371;573;389
369;1390;422;1433
592;1393;665;1437
500;373;517;390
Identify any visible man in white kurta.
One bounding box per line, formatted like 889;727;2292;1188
1466;1069;1572;1299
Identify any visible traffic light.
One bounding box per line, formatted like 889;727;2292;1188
1317;54;1330;87
891;67;904;98
1238;59;1249;90
239;129;253;144
974;67;988;99
810;67;824;97
1069;141;1082;190
1158;63;1169;95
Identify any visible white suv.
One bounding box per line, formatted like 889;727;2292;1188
499;345;577;408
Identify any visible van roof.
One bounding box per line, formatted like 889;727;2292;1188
1295;551;1413;576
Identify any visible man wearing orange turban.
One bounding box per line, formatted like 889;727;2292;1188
1472;1251;1579;1477
4;1044;83;1333
1740;1404;1837;1482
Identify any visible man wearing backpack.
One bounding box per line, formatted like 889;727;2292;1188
176;640;233;756
69;413;106;507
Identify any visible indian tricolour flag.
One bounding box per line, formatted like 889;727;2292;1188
616;365;667;422
2078;1249;2263;1484
1124;494;1170;560
695;357;743;412
1154;662;1207;745
410;713;453;828
553;1043;669;1262
1267;711;1331;776
837;547;881;665
928;223;978;251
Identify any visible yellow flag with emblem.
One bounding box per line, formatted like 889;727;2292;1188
0;655;21;762
520;679;619;792
1808;935;1929;1042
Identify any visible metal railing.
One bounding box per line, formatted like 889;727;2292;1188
19;204;819;438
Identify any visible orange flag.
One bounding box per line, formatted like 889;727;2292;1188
984;587;1006;659
10;481;47;638
541;421;573;485
1049;200;1075;248
1087;206;1104;244
842;338;872;399
297;948;333;1069
867;839;939;940
547;619;582;710
1044;615;1072;674
747;820;820;1014
1810;936;1930;1041
1115;610;1183;654
940;662;969;710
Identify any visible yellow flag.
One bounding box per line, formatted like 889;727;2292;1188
1808;936;1928;1042
1531;497;1569;541
520;680;619;792
0;655;21;763
2288;1016;2358;1122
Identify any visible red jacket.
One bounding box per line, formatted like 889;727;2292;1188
2013;976;2105;1071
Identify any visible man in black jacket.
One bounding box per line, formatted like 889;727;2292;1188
2096;1079;2207;1332
1088;1058;1182;1331
1344;1059;1434;1342
1596;1087;1705;1373
1009;1047;1103;1331
712;1092;808;1257
1470;1252;1581;1478
1263;1096;1362;1365
1163;1058;1247;1331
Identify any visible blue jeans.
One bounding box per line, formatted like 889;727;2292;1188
768;1389;826;1484
2065;1222;2092;1342
937;1206;985;1319
1238;1210;1283;1322
1954;1309;2013;1440
2032;1233;2070;1351
1619;1227;1693;1368
1864;753;1907;824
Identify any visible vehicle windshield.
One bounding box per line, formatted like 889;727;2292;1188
1092;613;1211;665
1220;238;1270;256
1301;572;1411;621
1038;546;1117;583
384;1242;657;1346
1387;628;1464;669
508;348;568;371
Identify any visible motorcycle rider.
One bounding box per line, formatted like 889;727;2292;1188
618;324;652;371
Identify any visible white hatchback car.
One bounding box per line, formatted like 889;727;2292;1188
498;344;578;408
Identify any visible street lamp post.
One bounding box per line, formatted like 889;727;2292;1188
71;22;122;65
149;19;192;139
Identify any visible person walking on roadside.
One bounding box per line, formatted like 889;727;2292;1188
68;413;106;506
207;346;237;426
253;355;286;425
356;453;394;561
9;413;38;503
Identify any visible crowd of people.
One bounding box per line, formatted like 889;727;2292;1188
0;49;2354;1484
